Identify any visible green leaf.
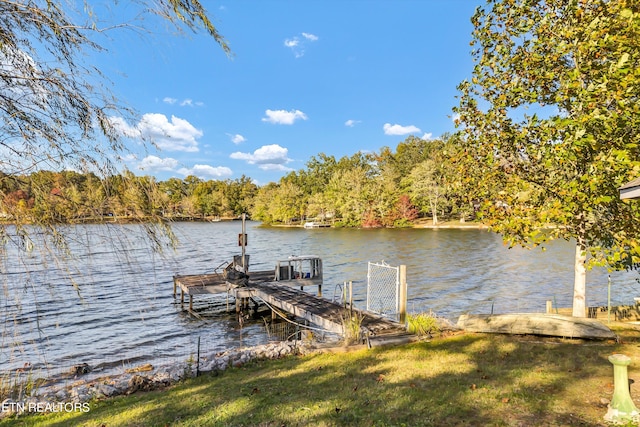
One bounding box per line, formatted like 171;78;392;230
617;52;630;69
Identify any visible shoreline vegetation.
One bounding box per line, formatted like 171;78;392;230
2;323;640;426
0;215;490;229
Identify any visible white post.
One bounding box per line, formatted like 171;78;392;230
399;265;407;325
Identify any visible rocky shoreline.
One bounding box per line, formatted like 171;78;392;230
1;340;306;419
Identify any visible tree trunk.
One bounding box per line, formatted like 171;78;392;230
572;243;587;317
430;197;438;225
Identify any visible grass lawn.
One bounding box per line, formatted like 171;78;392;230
3;325;640;426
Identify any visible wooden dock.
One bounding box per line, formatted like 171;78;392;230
173;257;406;338
234;282;404;335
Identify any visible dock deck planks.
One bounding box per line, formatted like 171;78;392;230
173;271;406;336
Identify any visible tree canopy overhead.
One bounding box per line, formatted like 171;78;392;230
455;0;640;316
0;0;229;251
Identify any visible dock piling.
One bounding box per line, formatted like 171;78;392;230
399;265;407;325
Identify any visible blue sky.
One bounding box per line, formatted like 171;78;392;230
100;1;482;185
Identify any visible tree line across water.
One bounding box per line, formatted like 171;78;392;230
0;134;470;228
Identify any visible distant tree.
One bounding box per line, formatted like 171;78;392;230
455;0;640;316
192;180;224;217
392;135;435;178
406;160;446;225
159;178;189;216
394;194;419;227
370;150;402;226
251;183;279;224
306;192;333;223
224;176;258;216
298;153;339;197
326;166;371;227
250;182;301;224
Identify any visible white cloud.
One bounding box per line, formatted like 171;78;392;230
302;32;319;41
258;164;295;172
421;132;433;140
178;164;233;179
108;116;141;139
284;32;318;58
137;155;179;172
227;133;246;144
383;123;421;136
262;109;308;125
345;119;361;127
162;97;203;107
120;153;138;162
230;144;293;170
124;113;202;152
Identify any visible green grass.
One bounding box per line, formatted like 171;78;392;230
4;325;640;426
406;312;440;336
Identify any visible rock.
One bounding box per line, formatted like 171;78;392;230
70;363;91;376
55;389;69;401
70;385;91;403
199;360;214;372
127;375;153;394
166;366;184;382
151;372;172;387
92;383;118;398
113;375;133;391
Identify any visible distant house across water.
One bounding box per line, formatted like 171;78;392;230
620;178;640;200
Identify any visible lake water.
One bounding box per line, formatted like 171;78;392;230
1;221;638;380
